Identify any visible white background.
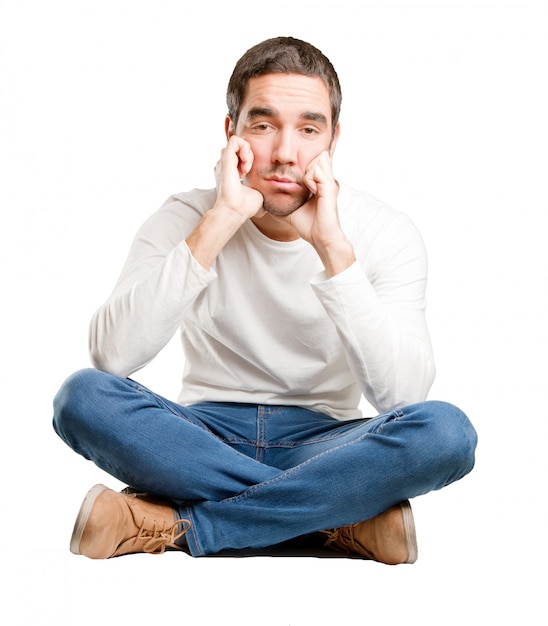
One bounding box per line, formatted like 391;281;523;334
1;0;547;624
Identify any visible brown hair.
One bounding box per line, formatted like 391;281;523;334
226;37;342;134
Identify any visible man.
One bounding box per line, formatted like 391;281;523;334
53;37;477;565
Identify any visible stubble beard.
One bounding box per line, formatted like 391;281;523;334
261;194;308;216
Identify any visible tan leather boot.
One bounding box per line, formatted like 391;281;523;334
70;484;191;559
323;500;418;565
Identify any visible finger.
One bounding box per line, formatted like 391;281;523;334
226;135;254;179
303;170;318;195
303;151;334;193
303;155;321;193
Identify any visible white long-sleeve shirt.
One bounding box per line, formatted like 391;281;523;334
89;183;435;420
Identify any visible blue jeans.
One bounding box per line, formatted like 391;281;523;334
52;368;477;556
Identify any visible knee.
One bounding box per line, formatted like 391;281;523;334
52;368;109;443
414;400;478;480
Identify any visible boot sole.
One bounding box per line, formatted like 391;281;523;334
70;484;108;555
401;500;418;564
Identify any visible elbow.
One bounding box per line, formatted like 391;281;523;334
402;353;436;407
423;354;436;397
89;351;116;377
376;353;437;414
89;342;129;379
88;318;132;378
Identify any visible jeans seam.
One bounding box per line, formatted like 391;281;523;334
263;417;376;448
218;430;371;505
256;406;266;463
263;430;361;448
375;409;405;435
127;379;217;436
183;505;203;556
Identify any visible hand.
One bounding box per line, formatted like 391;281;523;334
214;135;265;220
186;137;265;270
283;151;340;246
282;151;355;276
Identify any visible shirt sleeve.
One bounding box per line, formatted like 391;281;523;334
89;195;216;377
310;215;435;413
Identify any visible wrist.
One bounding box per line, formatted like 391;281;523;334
186;204;247;270
314;238;356;278
210;201;249;228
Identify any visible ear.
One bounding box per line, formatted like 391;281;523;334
225;115;235;140
329;122;341;156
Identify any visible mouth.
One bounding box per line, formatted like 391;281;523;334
265;176;302;192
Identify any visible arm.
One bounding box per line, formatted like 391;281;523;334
279;153;434;412
311;223;435;413
90;137;264;377
282;151;355;278
89;203;215;377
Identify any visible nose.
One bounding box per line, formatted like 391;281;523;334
271;128;297;165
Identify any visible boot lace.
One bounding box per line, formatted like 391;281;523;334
322;524;359;554
134;517;191;554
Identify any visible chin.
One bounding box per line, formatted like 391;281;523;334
262;194;308;216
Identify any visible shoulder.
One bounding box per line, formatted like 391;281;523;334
135;188;217;243
122;188;217;258
160;188;217;222
339;182;424;245
169;188;217;214
338;182;427;273
339;182;414;227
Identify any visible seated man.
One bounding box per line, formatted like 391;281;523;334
53;36;477;565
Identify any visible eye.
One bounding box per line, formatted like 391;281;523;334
302;126;319;137
250;123;272;133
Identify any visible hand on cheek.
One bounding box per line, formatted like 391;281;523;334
214;136;264;220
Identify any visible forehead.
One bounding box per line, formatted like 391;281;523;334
240;73;332;122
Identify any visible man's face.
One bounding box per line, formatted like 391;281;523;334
227;73;340;216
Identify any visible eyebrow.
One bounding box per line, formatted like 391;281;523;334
246;107;328;126
246;107;275;120
301;111;328;126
